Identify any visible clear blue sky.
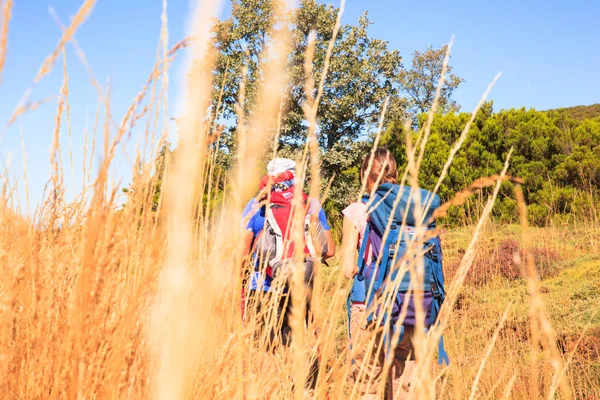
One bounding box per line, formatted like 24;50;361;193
0;0;598;213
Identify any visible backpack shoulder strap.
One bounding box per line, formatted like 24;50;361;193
370;222;400;302
264;205;284;266
355;196;372;277
356;223;371;280
428;234;449;365
305;212;317;257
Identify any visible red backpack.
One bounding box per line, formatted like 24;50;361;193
254;186;323;283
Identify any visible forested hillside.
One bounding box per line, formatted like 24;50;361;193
553;103;600;120
141;103;600;227
378;103;600;225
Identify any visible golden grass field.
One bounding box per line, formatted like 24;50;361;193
0;0;599;399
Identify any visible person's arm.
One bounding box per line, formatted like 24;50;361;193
341;215;359;279
314;204;336;260
241;198;258;263
239;229;255;289
242;229;254;258
323;229;335;260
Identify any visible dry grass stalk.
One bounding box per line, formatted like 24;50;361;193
232;3;303;397
313;0;345;107
2;0;97;136
468;301;512;400
298;10;346;392
356;100;392;202
416;148;514;398
415;36;453;172
222;15;297;382
61;49;75;190
515;185;572;400
5;96;57;130
35;0;97;83
87;100;101;190
153;0;223;397
19;125;30;218
49;57;69;226
302;29;319;201
143;45;162;163
49;7;110;120
501;372;519;400
202;66;228;226
432;174;523;221
0;0;12;85
160;0;170;147
403;108;432;397
422;72;503;222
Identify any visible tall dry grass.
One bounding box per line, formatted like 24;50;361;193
0;0;598;399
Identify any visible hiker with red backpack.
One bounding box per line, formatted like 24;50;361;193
241;157;335;351
341;148;449;399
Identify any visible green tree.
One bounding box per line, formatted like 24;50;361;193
211;0;405;150
400;45;464;116
126;1;465;221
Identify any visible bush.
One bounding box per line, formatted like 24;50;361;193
447;238;562;286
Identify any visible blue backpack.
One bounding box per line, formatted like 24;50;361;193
347;182;449;365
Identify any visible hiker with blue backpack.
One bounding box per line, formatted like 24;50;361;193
341;148;448;399
241;158;335;385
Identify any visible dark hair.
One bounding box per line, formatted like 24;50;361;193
360;148;398;193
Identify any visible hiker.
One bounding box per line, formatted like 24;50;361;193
341;148;448;399
241;157;335;349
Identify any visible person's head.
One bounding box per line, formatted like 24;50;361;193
360;148;398;193
259;157;296;192
266;158;296;177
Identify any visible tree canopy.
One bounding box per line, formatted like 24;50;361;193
400;45;463;116
209;0;458;151
380;103;600;225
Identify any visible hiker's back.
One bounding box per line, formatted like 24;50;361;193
253;186;319;285
368;183;443;296
344;149;449;399
351;182;447;343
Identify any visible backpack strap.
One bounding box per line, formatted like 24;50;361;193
305;213;316;256
349;223;370;305
428;235;450;365
368;223;400;324
265;205;284;266
428;298;450;365
378;223;400;290
348;211;371;340
356;224;371;281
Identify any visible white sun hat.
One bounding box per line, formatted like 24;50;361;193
266;158;296;176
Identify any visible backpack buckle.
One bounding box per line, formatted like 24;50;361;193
431;281;442;299
389;244;397;256
424;243;439;262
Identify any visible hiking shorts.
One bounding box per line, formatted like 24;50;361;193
348;303;415;399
